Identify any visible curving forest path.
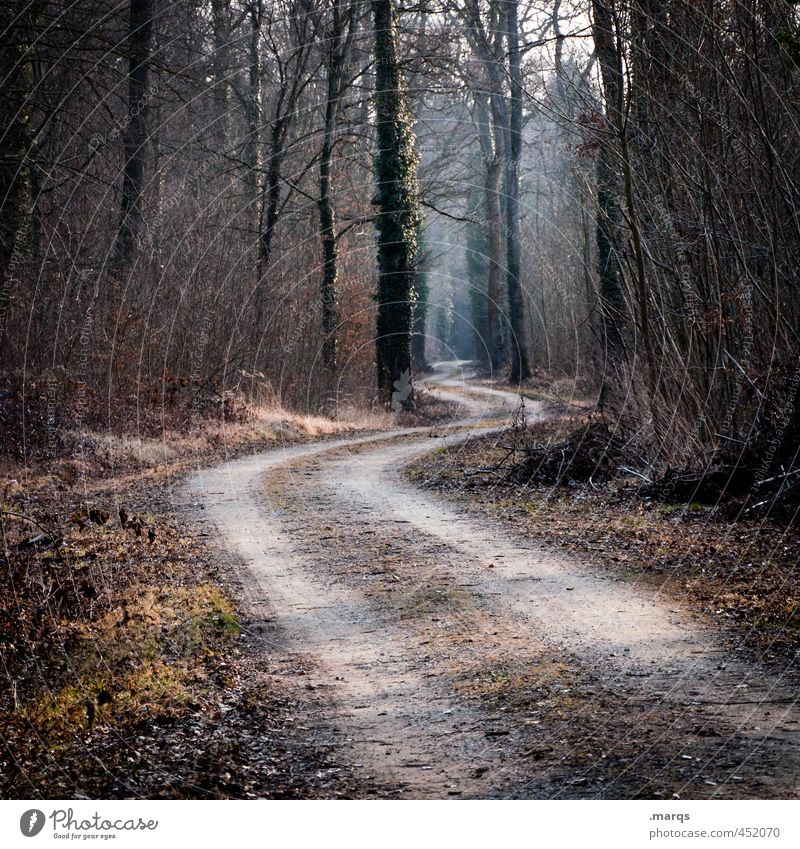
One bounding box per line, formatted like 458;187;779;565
180;362;800;799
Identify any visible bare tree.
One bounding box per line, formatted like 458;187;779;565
317;0;359;373
502;0;531;382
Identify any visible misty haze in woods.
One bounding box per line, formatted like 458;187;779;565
2;0;800;481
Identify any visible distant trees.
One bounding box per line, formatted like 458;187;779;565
456;0;554;382
590;0;628;405
0;0;38;357
502;0;531;383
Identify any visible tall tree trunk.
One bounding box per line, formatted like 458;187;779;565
255;3;315;321
245;1;261;234
464;2;508;370
257;127;283;288
411;226;430;370
318;113;339;372
503;0;531;383
592;0;630;407
0;2;36;355
317;0;356;373
115;0;154;264
371;0;421;407
474;92;506;370
596;144;626;357
210;0;232;147
485;141;506;370
464;173;490;365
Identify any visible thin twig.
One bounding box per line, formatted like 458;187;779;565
0;510;55;538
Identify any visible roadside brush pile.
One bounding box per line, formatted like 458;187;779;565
504;416;637;488
436;400;644;492
454;401;800;519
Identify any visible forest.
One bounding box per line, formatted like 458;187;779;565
2;0;800;478
2;0;800;805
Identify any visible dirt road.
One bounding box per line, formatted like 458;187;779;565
182;362;800;799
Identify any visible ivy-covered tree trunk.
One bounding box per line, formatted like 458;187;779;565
371;0;421;407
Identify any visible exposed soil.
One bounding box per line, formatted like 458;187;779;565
406;417;800;664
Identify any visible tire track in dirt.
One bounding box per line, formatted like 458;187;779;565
181;364;530;797
313;436;800;797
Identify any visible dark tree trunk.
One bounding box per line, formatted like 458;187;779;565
210;0;232;146
257;129;283;283
474;91;507;371
503;0;530;383
317;0;356;373
592;0;630;406
318;112;338;371
115;0;154;264
596;145;626;356
593;0;655;399
371;0;420;407
244;0;261;222
0;3;37;355
464;4;508;371
255;3;315;321
0;8;28;279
